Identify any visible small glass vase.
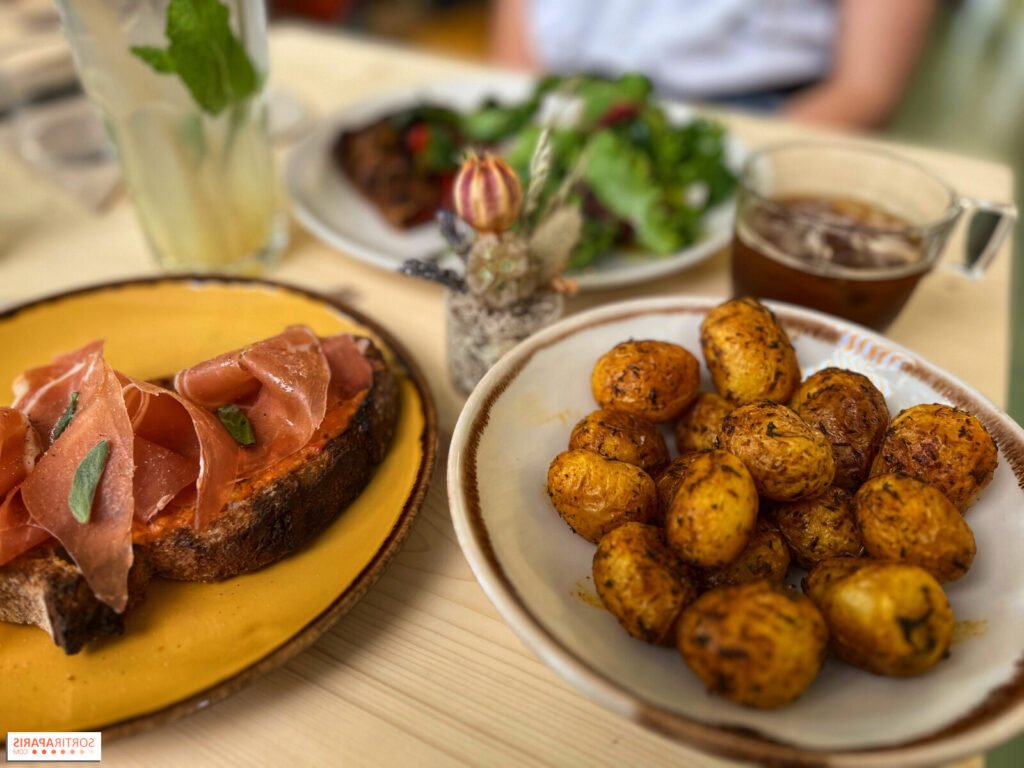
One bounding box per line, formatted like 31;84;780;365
445;288;564;395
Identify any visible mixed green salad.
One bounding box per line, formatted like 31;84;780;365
370;73;737;270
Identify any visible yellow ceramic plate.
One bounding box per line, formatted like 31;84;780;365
0;277;437;738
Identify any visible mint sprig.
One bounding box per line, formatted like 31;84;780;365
131;0;259;117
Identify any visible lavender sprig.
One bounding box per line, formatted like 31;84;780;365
436;210;472;257
399;258;467;291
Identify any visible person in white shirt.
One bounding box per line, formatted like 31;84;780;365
492;0;935;128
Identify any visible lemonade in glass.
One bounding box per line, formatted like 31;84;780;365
55;0;287;273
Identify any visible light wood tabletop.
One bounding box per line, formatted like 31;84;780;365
0;24;1014;768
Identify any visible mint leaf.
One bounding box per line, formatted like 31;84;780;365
69;440;110;524
130;0;259;116
51;391;79;442
217;404;255;446
130;45;174;73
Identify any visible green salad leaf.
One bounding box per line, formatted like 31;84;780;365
460;75;561;143
583;130;682;254
131;0;260;116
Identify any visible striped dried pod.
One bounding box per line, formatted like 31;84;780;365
453;151;523;233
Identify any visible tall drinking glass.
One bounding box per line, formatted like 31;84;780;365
55;0;287;273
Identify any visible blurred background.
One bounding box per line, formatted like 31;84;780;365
0;0;1021;763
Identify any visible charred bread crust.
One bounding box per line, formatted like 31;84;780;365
0;546;151;654
141;345;398;581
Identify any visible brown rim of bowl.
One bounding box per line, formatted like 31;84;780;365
0;275;439;747
454;297;1024;768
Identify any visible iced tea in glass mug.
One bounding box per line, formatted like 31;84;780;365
730;143;1017;330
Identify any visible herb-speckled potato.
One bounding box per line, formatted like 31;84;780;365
665;450;758;567
855;474;976;582
677;581;829;708
591;340;700;422
674;392;733;453
719;401;836;501
789;368;889;490
773;486;863;569
593;523;700;645
569;409;669;474
699;297;801;405
869;403;998;512
655;453;701;514
804;558;954;677
547;449;658;543
701;520;791;590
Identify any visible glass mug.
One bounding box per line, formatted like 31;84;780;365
730;143;1017;330
55;0;288;274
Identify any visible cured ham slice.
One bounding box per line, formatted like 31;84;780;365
174;326;333;479
13;340;104;446
21;348;135;612
0;408;41;496
322;334;374;403
0;491;50;566
0;408;48;566
123;379;238;529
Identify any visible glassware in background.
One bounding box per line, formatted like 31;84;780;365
731;143;1016;331
54;0;287;273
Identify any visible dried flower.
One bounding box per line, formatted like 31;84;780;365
453;151;523;233
465;233;537;308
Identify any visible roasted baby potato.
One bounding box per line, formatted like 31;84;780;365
719;400;836;501
591;340;700;422
699;297;801;405
677;581;829;708
569;409;669;474
674;392;733;453
855;474;976;582
804;558;954;677
773;486;863;569
593;523;700;645
547;449;658;543
870;403;998;512
701;520;791;590
789;368;889;490
655;453;701;514
665;450;759;568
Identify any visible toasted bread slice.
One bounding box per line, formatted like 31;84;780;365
0;342;398;653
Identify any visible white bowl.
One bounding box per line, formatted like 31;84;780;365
447;296;1024;767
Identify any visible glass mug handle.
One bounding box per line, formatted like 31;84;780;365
948;196;1017;278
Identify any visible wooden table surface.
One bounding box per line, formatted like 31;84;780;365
1;24;1014;768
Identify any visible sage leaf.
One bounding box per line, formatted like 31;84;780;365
217;404;255;446
69;440;110;524
50;391;79;442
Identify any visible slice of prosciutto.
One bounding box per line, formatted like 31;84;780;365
174;326;370;479
21;346;136;612
13;340;104;447
0;408;48;566
123;378;238;529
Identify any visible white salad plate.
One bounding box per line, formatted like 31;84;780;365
447;296;1024;767
284;76;745;292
